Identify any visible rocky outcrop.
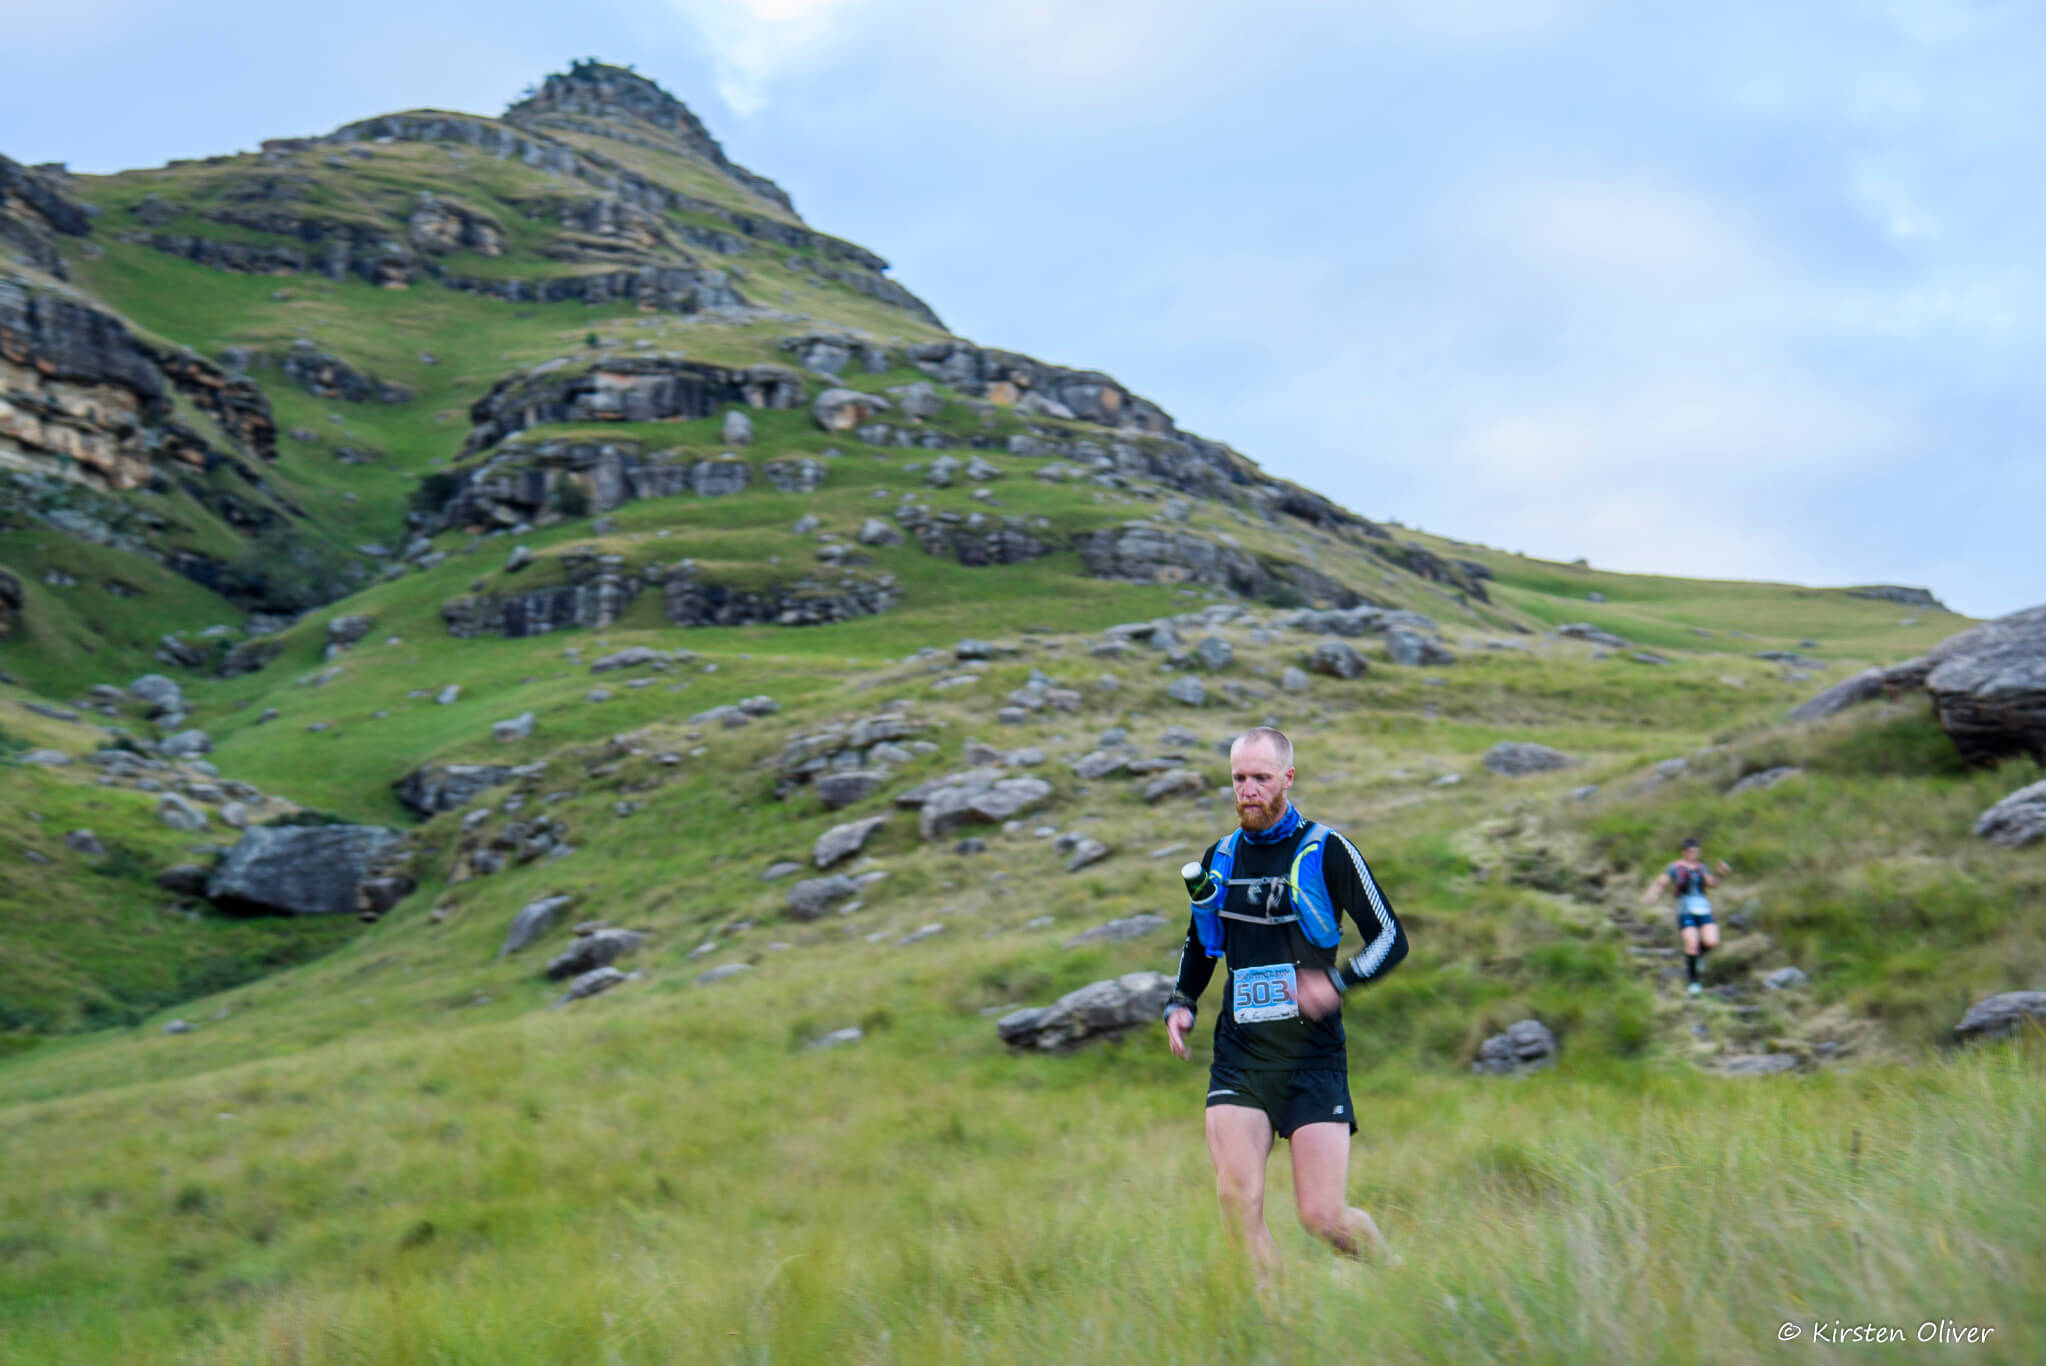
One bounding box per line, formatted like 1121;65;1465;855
1483;742;1572;777
1849;585;1945;610
897;505;1053;566
435;439;772;529
1788;667;1886;721
205;824;410;916
463;356;802;453
440;553;898;637
1974;780;2046;848
1921;604;2046;765
997;972;1175;1051
1074;523;1369;605
279;339;411;403
406;192;504;255
441;263;741;313
1373;542;1492;603
1472;1019;1557;1075
393;762;531;817
1;154;92;279
779;332;891;377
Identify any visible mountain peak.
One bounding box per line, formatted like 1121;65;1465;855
506;59;795;216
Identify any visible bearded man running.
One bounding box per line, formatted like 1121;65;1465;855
1163;726;1409;1274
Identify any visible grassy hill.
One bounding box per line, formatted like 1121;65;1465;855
3;61;2042;1365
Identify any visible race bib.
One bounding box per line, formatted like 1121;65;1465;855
1232;964;1299;1023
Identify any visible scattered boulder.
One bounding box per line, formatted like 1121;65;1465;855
501;894;578;956
721;409;754;445
1728;766;1803;795
816;770;889;810
1143;769;1206;803
1722;1054;1801;1077
1556;623;1627;649
1070;750;1129;780
1471;1019;1557;1074
1953;991;2046;1042
1788;667;1885;721
63;829;108;857
1193;637;1234;671
1166;676;1207;707
996;972;1175;1051
551;965;638;1007
1763;966;1810;991
787;875;860;920
1064;837;1112;872
208;824;407;916
919;776;1053;840
1065;912;1168;947
164;1019;194;1035
394;762;524;816
1386;627;1455;667
696;963;753;986
157;795;210;832
1482;742;1571;777
160;723;212;756
128;674;185;716
493;712;536;743
814;815;888;868
1308;641;1368;680
1973;780;2046;848
858;517;904;547
545;928;646;981
1280;665;1310;692
325;614;376;653
814;387;890;432
808;1026;863;1049
22;749;72;766
590;646;667;673
761;860;803;881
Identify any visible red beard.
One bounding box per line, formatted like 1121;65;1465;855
1237;792;1287;832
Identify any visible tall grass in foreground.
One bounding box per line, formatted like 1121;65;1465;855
3;1018;2038;1365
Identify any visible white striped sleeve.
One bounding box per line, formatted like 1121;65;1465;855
1329;832;1404;989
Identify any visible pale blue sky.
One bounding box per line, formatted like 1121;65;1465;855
8;0;2039;617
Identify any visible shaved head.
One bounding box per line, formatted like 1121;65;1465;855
1230;726;1294;770
1229;727;1295;833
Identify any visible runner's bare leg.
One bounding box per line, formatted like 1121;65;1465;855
1206;1104;1280;1280
1289;1122;1391;1261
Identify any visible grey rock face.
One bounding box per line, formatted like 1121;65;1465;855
207;824;404;916
1471;1019;1557;1074
545;929;646;981
326;614;377;652
721;409;754;445
814;815;889;869
501;894;578;956
1728;766;1803;795
1308;641;1368;680
1954;991;2046;1041
1064;913;1169;947
816;770;888;810
787;875;860;921
764;457;825;493
691;458;751;497
158;795;210;832
1973;780;2046;848
996;971;1176;1051
1921;603;2046;764
1482;742;1571;777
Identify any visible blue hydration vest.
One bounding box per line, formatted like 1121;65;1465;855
1188;822;1342;958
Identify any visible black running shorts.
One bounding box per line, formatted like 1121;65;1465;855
1205;1064;1356;1137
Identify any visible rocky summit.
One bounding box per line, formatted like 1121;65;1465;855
0;56;2040;1366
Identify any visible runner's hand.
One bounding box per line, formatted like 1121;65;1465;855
1296;970;1340;1020
1166;1007;1193;1060
1715;860;1731;876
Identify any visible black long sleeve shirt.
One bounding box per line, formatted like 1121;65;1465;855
1170;820;1407;1071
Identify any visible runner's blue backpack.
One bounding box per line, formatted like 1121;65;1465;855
1188;823;1342;958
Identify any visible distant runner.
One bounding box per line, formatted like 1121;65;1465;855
1641;836;1730;996
1163;726;1408;1278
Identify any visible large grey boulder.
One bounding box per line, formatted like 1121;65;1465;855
1974;781;2046;848
545;929;646;980
1308;641;1368;680
1921;603;2046;764
551;966;638;1008
1070;750;1129;780
1482;741;1571;777
1471;1019;1557;1074
691;458;751;497
501;894;578;956
1166;676;1207;707
997;972;1175;1051
160;728;213;758
493;712;536;743
814;387;890;432
1386;627;1456;668
1063;837;1112;872
788;875;859;920
1143;769;1206;803
858;517;904;547
207;825;404;916
814;815;888;868
721;409;754;445
158;795;210;831
1193;637;1235;671
1954;991;2046;1041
